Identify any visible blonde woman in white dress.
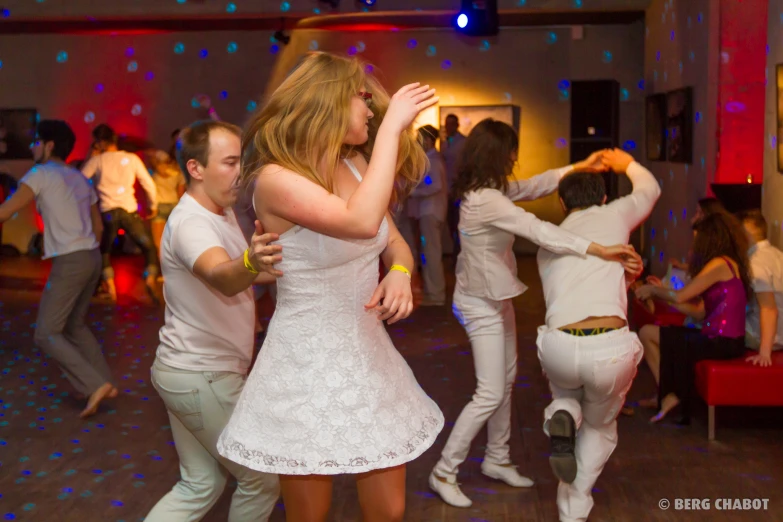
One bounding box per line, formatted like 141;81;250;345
217;52;444;521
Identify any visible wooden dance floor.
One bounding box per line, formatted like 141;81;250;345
0;255;781;521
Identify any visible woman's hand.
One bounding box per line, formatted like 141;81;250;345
746;352;773;367
383;83;439;134
646;275;663;287
635;284;656;301
248;220;283;277
573;150;609;173
365;270;413;324
588;243;636;264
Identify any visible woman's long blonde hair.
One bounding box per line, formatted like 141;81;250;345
241;52;427;210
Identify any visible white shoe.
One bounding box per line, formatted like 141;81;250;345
428;472;472;508
481;461;535;488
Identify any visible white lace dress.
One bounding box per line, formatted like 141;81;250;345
217;159;444;475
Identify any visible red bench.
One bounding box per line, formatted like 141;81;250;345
695;351;783;440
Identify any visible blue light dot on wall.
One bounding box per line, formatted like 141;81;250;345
56;51;68;63
770;134;777;149
517;0;526;5
670;30;675;41
620;88;629;101
695;112;701;122
280;1;290;12
365;64;374;73
426;45;437;57
313;7;321;14
177;0;186;3
145;71;154;81
131;104;142;116
656;51;660;61
424;175;432;185
546;32;557;45
270;44;280;54
659;251;664;263
558;89;569;102
638;79;645;90
191;97;200;109
1;8;9;17
622;140;636;151
357;41;366;52
247;101;257;112
84;112;95;123
407;39;418;49
558;79;570;89
701;157;705;169
227;42;237;53
226;2;236;13
174;43;185;54
309;40;319;51
199;49;208;59
602;51;613;63
555;138;568;148
726;101;746;113
95;83;104;93
125;47;134;57
479;40;490;52
347;46;358;56
127;61;138;72
441;60;452;70
219;90;228;100
573;0;582;7
269;35;277;43
690;51;695;62
698;13;703;23
651;228;656;238
0;60;3;70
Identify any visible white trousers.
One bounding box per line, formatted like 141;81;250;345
536;327;642;522
146;359;280;522
418;215;446;302
433;291;517;478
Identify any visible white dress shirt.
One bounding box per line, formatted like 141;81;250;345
81;150;158;213
409;148;448;222
746;239;783;350
441;132;466;191
455;165;592;301
536;162;661;328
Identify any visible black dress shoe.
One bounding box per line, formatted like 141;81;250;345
549;410;577;484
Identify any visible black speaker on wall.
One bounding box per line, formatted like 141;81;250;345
569;80;620;201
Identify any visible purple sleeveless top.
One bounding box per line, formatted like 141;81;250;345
701;257;746;338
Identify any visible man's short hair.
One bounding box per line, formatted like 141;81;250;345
445;114;459;123
418;124;438;143
176;120;242;184
36;120;76;161
558;170;606;212
92;123;117;145
738;209;768;240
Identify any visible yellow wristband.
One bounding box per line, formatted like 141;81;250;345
389;264;411;279
243;248;259;274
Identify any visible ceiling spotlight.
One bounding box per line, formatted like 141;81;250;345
358;0;377;6
273;30;290;45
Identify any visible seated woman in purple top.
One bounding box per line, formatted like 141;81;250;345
634;212;751;423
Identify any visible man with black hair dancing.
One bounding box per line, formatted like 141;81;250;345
0;120;116;417
81;123;159;302
536;149;659;522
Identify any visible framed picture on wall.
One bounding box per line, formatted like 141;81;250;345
0;108;37;161
665;87;693;163
438;105;521;140
645;94;667;161
776;64;783;172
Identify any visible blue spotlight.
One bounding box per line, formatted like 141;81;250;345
457;13;469;28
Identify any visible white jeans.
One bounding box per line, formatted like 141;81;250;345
418;215;446;302
146;359;280;522
433;290;517;478
536;327;642;522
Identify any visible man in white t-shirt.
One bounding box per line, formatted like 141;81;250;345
738;210;783;367
536;149;660;522
145;120;281;521
0;120;117;417
81;124;159;302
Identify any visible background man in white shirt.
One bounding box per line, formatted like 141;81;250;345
81;124;159;302
441;113;466;255
0;120;116;418
536;149;660;522
145;120;281;521
408;124;448;305
738;210;783;367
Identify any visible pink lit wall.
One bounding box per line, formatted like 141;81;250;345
714;0;768;184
